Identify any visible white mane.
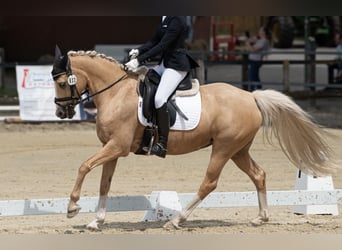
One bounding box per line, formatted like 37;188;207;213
67;50;120;64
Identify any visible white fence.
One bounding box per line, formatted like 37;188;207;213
0;105;19;121
1;190;341;217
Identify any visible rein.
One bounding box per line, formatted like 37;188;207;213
80;73;129;103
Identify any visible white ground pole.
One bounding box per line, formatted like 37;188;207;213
1;190;342;218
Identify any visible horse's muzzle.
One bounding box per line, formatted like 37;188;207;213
55;105;76;119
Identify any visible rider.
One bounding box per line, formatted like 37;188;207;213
125;16;198;158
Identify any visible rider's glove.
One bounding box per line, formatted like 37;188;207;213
128;49;139;59
125;58;139;72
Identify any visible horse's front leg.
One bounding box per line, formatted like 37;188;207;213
67;144;117;219
86;159;117;231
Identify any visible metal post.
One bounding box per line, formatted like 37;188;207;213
305;36;316;91
282;60;290;92
309;43;316;91
0;48;4;89
242;52;249;90
195;59;206;84
304;16;317;108
304;17;316;91
309;45;316;107
304;16;309;85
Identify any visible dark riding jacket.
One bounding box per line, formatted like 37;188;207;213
136;16;198;71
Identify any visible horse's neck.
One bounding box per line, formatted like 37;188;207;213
91;72;138;110
71;55;138;109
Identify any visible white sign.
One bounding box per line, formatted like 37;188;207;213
16;65;81;121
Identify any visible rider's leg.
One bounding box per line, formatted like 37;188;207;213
151;68;187;158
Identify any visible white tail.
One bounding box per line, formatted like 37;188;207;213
253;89;338;176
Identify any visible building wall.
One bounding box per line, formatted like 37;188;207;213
0;17;160;62
0;16;266;63
214;16;262;35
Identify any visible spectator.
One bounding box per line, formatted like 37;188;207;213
335;33;342;80
246;26;270;91
79;95;96;121
185;16;195;42
328;33;342;84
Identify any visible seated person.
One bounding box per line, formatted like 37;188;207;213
328;33;342;83
336;33;342;80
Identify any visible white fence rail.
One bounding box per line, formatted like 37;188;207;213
1;190;342;217
0;105;19;121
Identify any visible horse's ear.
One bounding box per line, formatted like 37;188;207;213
55;45;62;60
51;45;69;78
66;55;71;73
58;54;69;71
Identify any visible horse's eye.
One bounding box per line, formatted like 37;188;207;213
59;82;67;89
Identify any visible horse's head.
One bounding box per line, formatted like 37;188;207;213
51;45;80;119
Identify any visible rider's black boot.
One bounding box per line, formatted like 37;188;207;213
150;103;169;158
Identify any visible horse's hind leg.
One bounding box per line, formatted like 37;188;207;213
86;159;117;231
232;146;269;226
164;146;230;229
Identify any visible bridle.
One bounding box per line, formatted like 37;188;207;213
53;67;128;110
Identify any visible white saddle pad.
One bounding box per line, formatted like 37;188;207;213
137;92;201;131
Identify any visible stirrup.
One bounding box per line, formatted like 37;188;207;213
150;142;167;158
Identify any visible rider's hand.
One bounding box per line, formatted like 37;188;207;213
128;49;139;59
125;58;139;72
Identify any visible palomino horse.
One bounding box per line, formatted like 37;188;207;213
52;47;337;231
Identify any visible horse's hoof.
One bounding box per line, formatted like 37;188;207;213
66;205;81;218
250;216;269;226
163;220;181;230
86;220;102;231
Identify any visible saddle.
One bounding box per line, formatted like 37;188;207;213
135;69;198;155
138;69;192;125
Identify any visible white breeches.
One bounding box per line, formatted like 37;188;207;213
153;63;187;109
